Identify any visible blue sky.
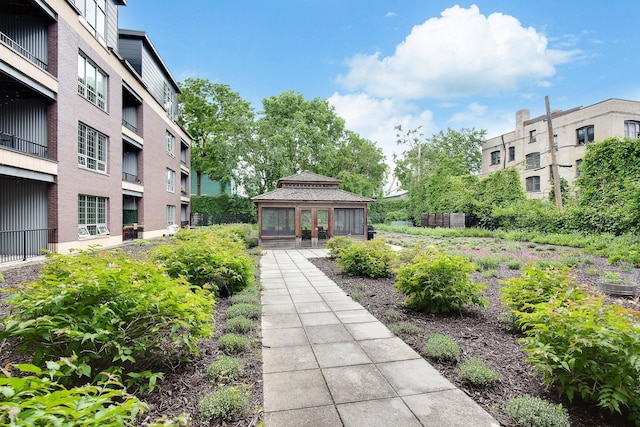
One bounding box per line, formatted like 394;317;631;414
119;1;640;164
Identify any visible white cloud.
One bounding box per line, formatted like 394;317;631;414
448;102;487;124
337;4;579;100
328;92;433;162
385;11;397;18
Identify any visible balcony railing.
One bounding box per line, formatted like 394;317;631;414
0;228;57;263
122;118;138;133
1;132;48;158
0;31;48;71
122;171;140;183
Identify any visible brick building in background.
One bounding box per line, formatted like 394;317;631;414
482;98;640;198
0;0;191;263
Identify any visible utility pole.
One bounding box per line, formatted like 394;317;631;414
545;96;563;211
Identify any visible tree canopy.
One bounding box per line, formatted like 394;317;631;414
236;90;386;197
178;78;254;195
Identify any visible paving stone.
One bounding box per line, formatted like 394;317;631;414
323;364;396;403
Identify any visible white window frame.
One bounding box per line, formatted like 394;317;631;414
166;205;176;227
166;168;175;193
78;194;107;237
78;52;107;110
624;121;640;138
78;123;107;173
166;131;175;156
75;0;106;43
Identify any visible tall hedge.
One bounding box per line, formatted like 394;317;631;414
575;137;640;234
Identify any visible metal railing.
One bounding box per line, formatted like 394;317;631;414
1;132;48;158
0;31;48;71
122;171;139;183
0;228;57;263
122;118;138;133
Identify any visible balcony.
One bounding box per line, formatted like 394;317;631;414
0;31;47;71
1;131;48;158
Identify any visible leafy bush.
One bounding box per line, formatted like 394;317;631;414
336;238;395;278
388;321;421;336
0;250;214;375
519;291;640;420
0;357;147;426
394;249;488;313
152;227;254;296
325;235;354;259
225;303;261;320
198;386;250;422
218;334;250;355
457;357;500;387
225;316;254;334
499;265;577;330
481;269;499;278
207;356;244;383
504;395;570;427
423;333;460;362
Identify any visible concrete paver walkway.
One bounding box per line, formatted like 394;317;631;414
261;249;500;427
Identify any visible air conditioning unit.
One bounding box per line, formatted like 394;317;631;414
167;224;180;236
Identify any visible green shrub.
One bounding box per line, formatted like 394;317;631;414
135;239;150;246
198;386;249;422
388;321;421;336
225;303;261;320
229;288;260;305
336;238;395;278
225;316;254;334
207;356;244;383
457;357;500;387
385;308;403;321
325;236;354;258
504;395;570;427
152;227;254;296
0;357;147;426
499;265;576;330
218;334;250;355
423;333;460;362
474;255;501;271
0;250;214;376
394;250;488;313
519;290;640;420
506;260;522;270
481;269;499;278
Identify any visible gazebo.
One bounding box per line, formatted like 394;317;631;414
252;171;375;248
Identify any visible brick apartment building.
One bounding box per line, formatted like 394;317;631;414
0;0;191;263
482;98;640;198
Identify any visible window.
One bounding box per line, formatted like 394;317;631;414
78;123;107;172
78;194;107;236
261;208;295;236
334;208;365;236
74;0;106;42
576;125;594;145
508;146;515;162
525;152;540;170
553;134;558;151
529;130;537;143
490;150;500;165
166;131;175;156
166;168;175;192
78;52;107;109
526;176;541;192
624;121;640;138
163;82;177;120
576;159;583;177
166;205;175;227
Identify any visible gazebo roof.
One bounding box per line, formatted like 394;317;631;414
252;171;374;203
